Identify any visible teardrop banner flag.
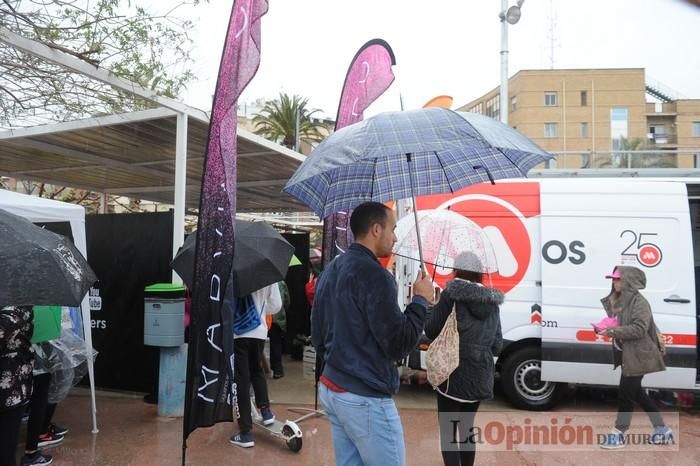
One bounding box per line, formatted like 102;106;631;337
322;39;396;267
183;0;269;457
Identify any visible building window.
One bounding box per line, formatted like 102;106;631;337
580;91;587;106
580;122;589;138
484;95;500;120
610;108;629;150
650;124;666;135
693;122;700;137
544;92;558;107
511;96;517;112
544;123;558;138
649;125;669;144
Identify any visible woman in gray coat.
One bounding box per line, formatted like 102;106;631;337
425;252;503;466
599;265;672;449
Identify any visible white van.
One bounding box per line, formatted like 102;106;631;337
396;178;699;410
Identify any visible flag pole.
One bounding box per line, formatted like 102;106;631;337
182;2;269;462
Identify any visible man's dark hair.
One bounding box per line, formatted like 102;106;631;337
350;202;391;237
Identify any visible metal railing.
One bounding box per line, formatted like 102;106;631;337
539;149;700;171
648;133;678;145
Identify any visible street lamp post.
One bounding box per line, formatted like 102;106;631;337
499;0;524;125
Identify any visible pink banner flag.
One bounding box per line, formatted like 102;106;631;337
323;39;396;266
184;0;268;443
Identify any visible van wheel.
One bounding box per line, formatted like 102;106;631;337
501;346;565;410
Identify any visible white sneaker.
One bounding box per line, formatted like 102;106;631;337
600;429;625;449
650;426;674;445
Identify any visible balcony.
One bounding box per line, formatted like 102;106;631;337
531;149;700;174
647;133;677;146
645;102;677;115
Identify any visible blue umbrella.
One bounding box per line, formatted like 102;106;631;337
284;107;553;265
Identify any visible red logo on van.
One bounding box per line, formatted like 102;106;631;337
416;183;539;293
638;245;662;267
620;230;663;268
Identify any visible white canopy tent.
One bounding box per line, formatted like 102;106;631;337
0;188;98;433
0;26;311;284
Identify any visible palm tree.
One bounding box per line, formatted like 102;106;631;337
252;93;329;150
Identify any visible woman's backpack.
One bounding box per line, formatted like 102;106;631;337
233;294;261;335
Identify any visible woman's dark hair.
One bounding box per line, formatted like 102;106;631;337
350;202;391;237
455;269;482;283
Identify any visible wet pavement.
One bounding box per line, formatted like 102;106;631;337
20;358;700;465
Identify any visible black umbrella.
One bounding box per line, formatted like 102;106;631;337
0;208;98;308
171;221;295;297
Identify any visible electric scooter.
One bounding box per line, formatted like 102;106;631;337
250;397;303;452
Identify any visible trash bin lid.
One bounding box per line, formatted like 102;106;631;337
144;283;186;299
145;283;186;292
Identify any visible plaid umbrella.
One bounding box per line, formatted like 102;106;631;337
283;107;553;265
284;107;552;218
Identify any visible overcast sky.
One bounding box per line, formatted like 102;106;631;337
175;0;700;118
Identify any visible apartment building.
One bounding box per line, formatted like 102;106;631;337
457;68;700;169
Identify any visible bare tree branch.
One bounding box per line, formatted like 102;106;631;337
0;0;198;129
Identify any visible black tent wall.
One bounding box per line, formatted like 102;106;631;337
282;232;310;357
86;211;173;392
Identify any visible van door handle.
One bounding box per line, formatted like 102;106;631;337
664;295;691;303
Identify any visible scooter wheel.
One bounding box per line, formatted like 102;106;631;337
286;437;302;452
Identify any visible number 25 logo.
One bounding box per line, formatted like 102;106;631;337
621;230;662;268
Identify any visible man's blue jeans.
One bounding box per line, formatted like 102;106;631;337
319;384;405;466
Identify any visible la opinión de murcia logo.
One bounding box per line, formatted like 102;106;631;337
439;413;678;451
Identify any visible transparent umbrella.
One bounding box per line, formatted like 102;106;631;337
394;208;499;276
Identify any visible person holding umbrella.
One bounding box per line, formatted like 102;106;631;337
283;107;552;464
424;252;503;466
171;220;296;449
228;283;282;448
312;202;435;466
0;306;41;466
1;209;97;466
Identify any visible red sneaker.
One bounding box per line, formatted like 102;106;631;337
37;432;64;448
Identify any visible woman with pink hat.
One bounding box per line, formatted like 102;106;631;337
597;265;672;449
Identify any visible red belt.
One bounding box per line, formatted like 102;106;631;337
320;375;346;393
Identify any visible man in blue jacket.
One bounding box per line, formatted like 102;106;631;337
312;201;434;466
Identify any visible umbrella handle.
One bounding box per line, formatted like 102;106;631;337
473;165;496;185
406;153;426;273
411;194;425;272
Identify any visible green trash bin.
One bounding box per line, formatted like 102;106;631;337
144;283;186;347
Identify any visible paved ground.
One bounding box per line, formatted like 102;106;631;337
17;358;700;465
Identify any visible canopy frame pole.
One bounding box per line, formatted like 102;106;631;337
172;112;188;284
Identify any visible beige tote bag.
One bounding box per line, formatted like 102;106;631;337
426;304;459;388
